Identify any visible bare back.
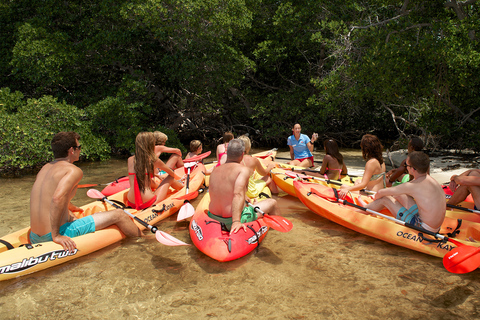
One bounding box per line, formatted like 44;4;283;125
208;162;250;218
393;175;446;229
30;161;83;236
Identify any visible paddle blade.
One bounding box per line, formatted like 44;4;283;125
263;215;293;233
86;188;106;199
443;245;480;274
155;231;190;246
177;203;195;221
174;191;198;201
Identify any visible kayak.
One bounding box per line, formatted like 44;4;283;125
0;163;205;281
101;176;130;196
189;192;269;262
271;164;355;197
294;180;480;263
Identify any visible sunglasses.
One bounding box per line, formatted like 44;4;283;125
73;145;82;150
405;162;415;170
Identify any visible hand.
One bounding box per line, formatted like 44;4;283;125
52;234;77;252
230;221;246;234
449;175;458;192
338;185;349;199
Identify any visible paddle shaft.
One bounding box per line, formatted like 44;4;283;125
101;196;159;234
336;198;451;242
447;203;480;214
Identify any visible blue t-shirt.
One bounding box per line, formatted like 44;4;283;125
287;134;312;159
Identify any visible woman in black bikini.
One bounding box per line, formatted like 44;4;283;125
317;139;347;180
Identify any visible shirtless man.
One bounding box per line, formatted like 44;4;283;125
360;151;445;232
30;132;141;252
208;139;280;234
447;169;480;209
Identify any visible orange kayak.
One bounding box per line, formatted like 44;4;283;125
0;164;205;281
294;180;480;263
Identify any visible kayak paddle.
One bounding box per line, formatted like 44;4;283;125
246;201;293;233
447;203;480;215
87;189;189;246
177;161;197;221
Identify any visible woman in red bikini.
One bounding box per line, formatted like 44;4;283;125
216;131;234;167
126;132;183;210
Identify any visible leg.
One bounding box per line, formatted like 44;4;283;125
468;185;480;208
298;158;313;168
447;185;470;205
166;154;184;170
365;195;412;217
92;209;141;237
255;198;280;217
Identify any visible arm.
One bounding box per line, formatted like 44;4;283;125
387;159;407;183
155;159;181;180
254;158;275;177
318;156;329;174
50;168;83;251
341;162;348;175
288;145;295;161
307;133;317;152
157;146;182;157
230;167;250;234
340;159;379;193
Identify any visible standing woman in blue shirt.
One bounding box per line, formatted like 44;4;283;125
287;123;318;167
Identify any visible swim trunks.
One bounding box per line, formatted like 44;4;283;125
30;215;96;244
207;206;258;230
396;205;440;232
396;204;419;224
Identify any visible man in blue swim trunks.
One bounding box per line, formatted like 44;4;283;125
208;139;280;234
359;152;445;232
30;132;141;251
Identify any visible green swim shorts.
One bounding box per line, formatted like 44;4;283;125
207;206;258;230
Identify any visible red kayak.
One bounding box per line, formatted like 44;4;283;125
189;192;269;262
443;185;474;203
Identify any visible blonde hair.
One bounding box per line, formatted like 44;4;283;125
153;131;167;145
237;135;251;154
134;132;157;192
189;140;202;152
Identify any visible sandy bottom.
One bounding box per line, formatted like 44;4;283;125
0;150;479;319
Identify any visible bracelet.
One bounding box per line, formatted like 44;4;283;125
232;220;241;223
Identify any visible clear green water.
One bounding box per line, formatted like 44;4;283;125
0;149;478;319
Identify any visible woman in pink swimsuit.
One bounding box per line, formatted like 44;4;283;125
317;139;347;180
216;131;234;167
126;132;183;209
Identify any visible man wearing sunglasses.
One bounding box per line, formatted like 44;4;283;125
360;151;445;232
30;131;141;252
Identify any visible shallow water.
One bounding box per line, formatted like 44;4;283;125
0;149;479;319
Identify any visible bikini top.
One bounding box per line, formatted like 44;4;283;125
216;143;228;167
369;172;386;188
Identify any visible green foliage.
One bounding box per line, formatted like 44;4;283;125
1;0;480;172
0;88;110;174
